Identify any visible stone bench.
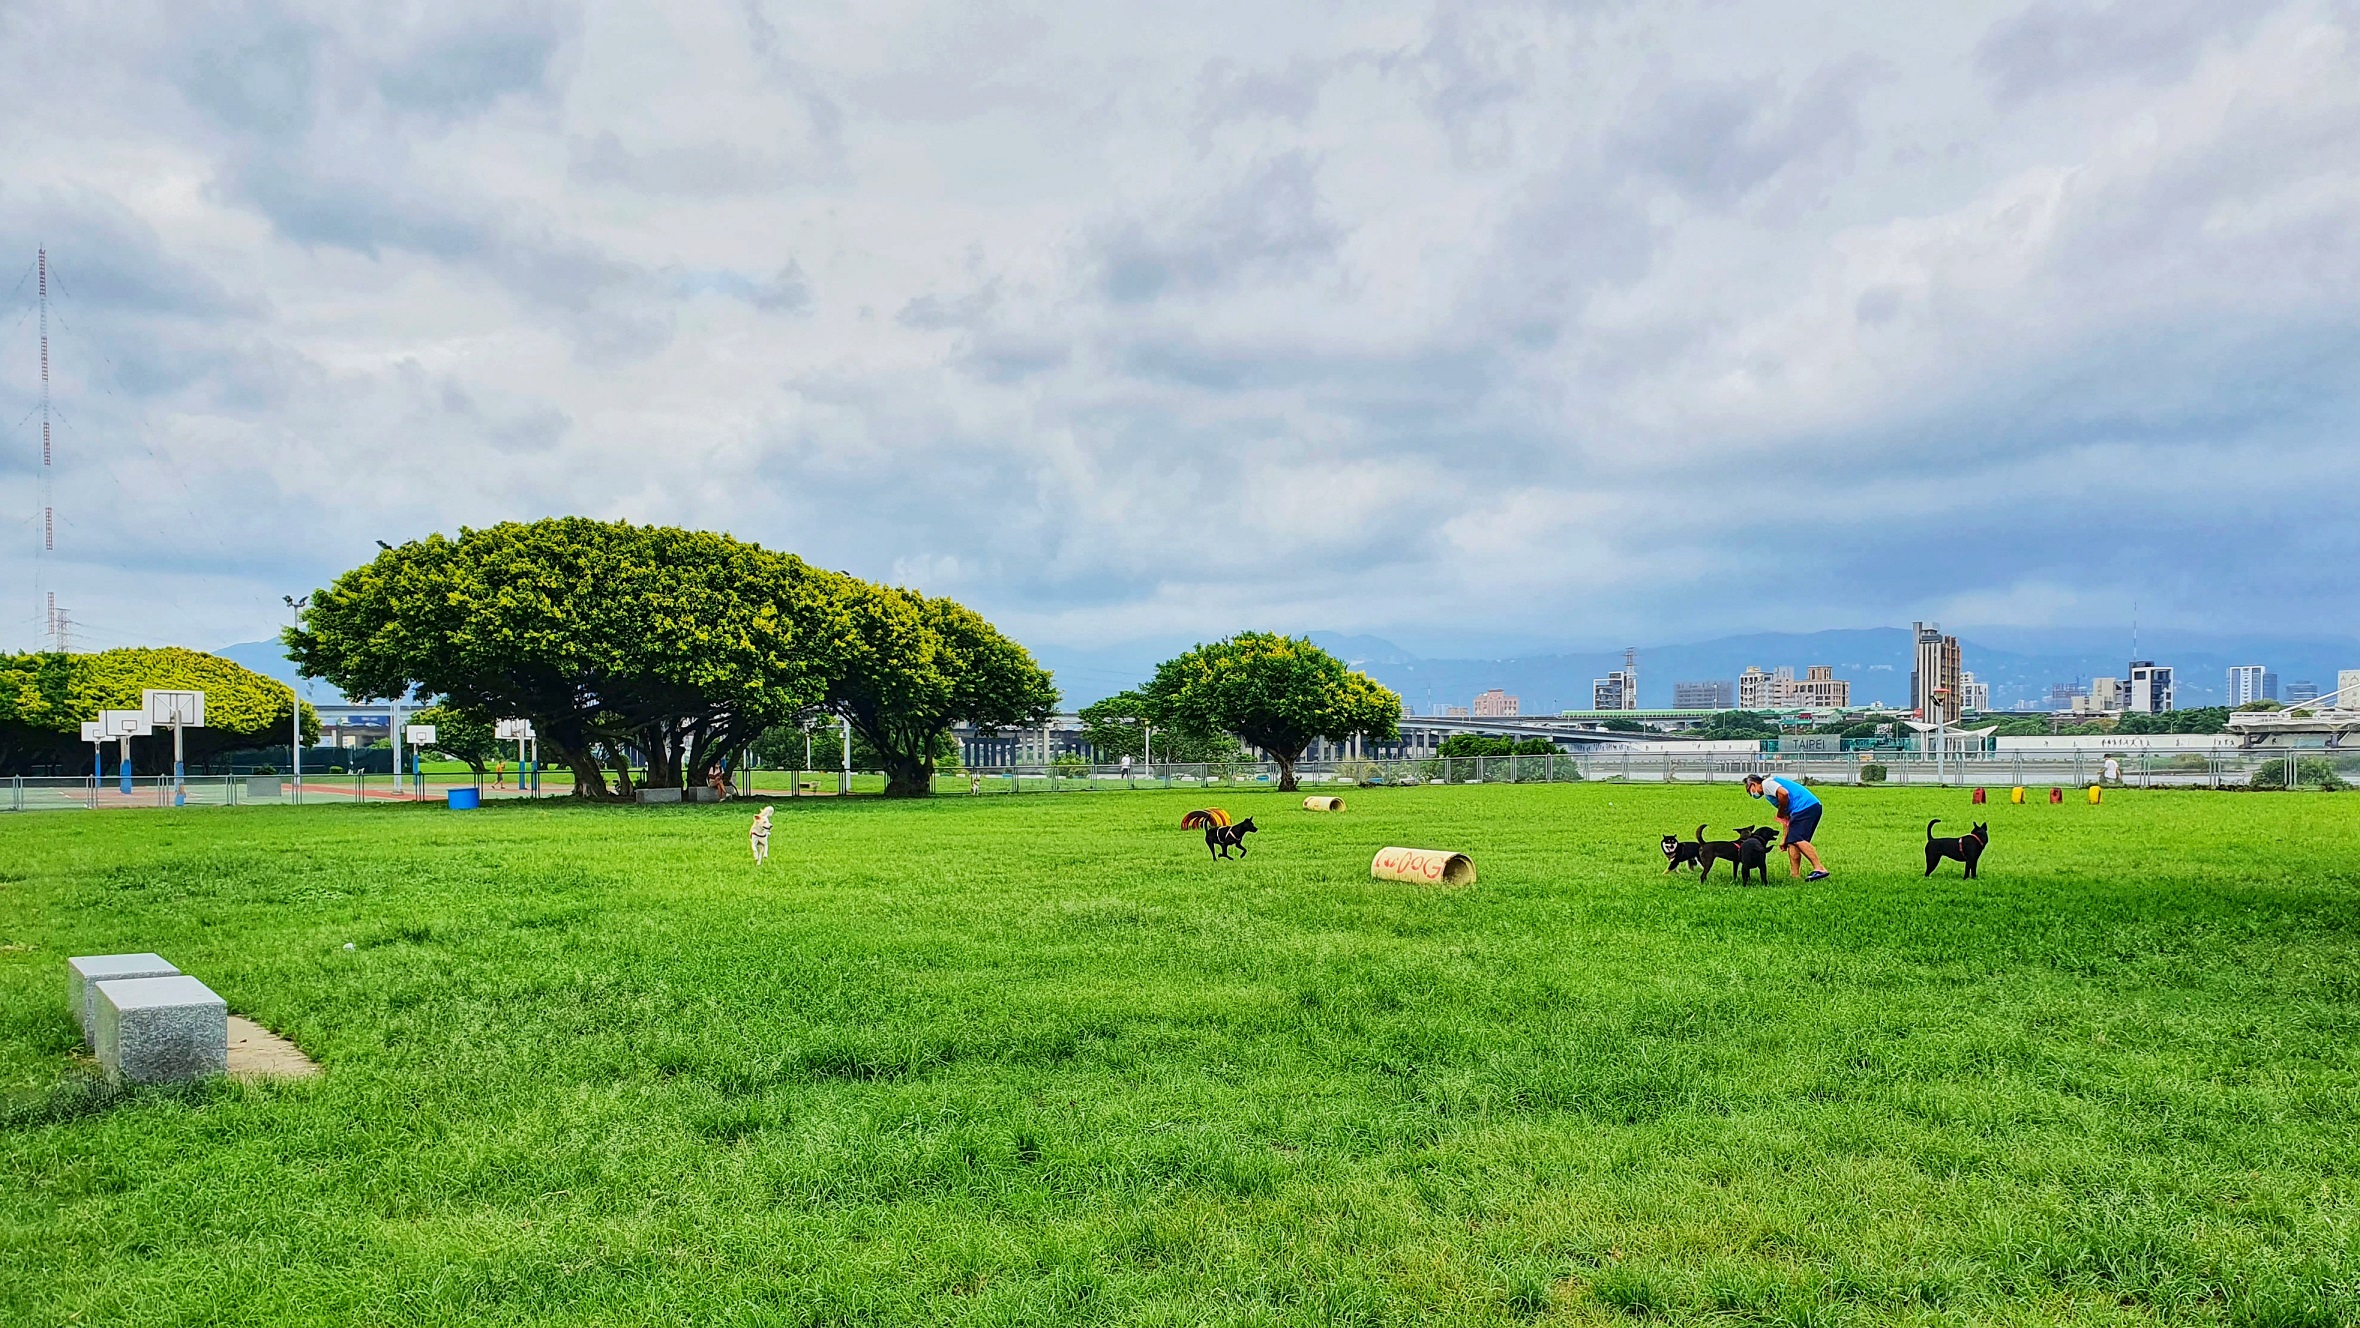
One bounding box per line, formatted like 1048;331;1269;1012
635;787;682;804
67;953;180;1046
94;975;228;1085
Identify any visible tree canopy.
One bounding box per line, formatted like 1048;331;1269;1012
287;518;1050;798
825;582;1055;796
0;647;318;774
1079;689;1245;764
288;519;841;798
1139;633;1401;791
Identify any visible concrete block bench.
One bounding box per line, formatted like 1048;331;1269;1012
68;954;180;1046
635;787;682;804
94;975;228;1085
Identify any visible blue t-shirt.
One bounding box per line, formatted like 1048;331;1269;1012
1754;775;1819;814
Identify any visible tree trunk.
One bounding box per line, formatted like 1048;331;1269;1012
1274;750;1300;792
882;754;934;798
552;744;614;799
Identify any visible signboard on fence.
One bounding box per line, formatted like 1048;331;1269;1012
1778;735;1841;754
1994;735;2242;752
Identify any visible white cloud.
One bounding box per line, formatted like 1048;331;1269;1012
0;0;2355;660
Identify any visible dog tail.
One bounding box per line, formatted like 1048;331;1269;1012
1695;824;1708;843
1927;818;1941;840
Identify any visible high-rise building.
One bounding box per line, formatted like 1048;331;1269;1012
2125;661;2175;714
2337;670;2360;709
1674;679;1734;709
1591;670;1636;711
1958;671;1989;713
1911;622;1963;724
2227;665;2278;706
2046;682;2084;711
1788;666;1849;709
2089;676;2122;712
1737;666;1775;709
2286;680;2319;705
1472;689;1519;717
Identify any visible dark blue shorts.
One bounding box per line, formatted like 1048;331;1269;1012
1785;804;1823;846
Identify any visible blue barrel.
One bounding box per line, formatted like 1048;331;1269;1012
447;787;482;810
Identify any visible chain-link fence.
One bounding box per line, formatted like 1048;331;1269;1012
4;748;2348;812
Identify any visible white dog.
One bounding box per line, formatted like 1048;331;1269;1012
749;805;772;865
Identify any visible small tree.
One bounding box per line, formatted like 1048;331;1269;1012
1141;633;1401;792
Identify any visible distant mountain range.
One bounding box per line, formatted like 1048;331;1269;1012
218;624;2360;715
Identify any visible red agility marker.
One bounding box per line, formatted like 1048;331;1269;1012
1972;787;1986;804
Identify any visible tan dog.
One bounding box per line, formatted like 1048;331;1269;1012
750;805;772;865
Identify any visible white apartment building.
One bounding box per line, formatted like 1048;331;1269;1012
2125;661;2175;714
2227;665;2278;706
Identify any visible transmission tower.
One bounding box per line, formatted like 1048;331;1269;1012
36;247;58;651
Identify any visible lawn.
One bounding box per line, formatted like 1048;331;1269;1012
3;784;2356;1325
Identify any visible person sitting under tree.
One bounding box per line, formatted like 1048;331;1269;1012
1745;773;1830;881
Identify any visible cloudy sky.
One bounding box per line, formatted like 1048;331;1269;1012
2;0;2355;662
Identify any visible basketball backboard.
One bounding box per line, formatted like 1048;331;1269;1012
495;718;535;740
405;724;437;745
99;709;153;738
142;689;206;728
81;720;103;742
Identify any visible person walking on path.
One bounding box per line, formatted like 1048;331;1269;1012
1745;773;1830;881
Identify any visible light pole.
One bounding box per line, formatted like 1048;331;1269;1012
283;595;308;802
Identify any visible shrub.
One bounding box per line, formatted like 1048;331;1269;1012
1860;763;1889;783
2248;757;2347;791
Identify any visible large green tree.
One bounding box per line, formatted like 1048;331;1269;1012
1140;633;1401;791
286;519;842;799
0;647;318;774
825;581;1056;797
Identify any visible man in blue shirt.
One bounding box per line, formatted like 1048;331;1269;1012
1745;773;1830;880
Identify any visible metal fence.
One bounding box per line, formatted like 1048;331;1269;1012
927;749;2350;793
4;749;2347;813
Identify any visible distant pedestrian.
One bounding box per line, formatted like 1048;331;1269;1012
749;805;772;865
2102;756;2121;785
1745;773;1830;881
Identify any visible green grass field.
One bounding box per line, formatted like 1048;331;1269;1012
4;785;2357;1325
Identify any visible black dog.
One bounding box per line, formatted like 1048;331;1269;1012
1661;826;1707;874
1699;826;1779;885
1206;816;1258;860
1924;819;1989;878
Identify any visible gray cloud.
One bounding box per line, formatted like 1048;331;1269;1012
1610;57;1888;206
1098;152;1342;303
3;0;2357;656
1975;0;2275;100
376;8;567;120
